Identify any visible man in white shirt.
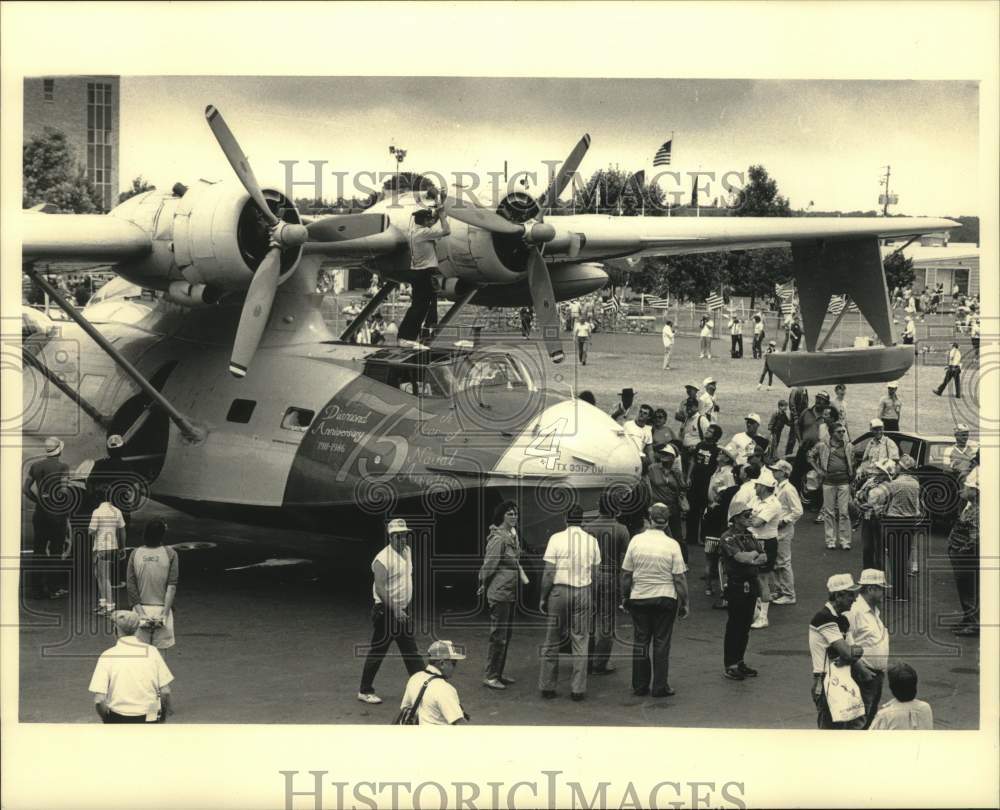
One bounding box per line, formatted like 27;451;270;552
942;423;978;479
573;316;593;365
727;462;762;523
748;468;781;629
698;378;720;424
860;419;900;476
621;503;688;698
661;319;674;369
538;506;601;701
877;382;903;431
933;341;963;398
89;492;125;614
89;610;173;723
769;460;803;605
400;204;450;349
398;640;469;725
848;569;891;728
568;300;581;332
731;414;764;466
358;518;425;705
902;316;916;345
623;403;655;468
699;317;714;359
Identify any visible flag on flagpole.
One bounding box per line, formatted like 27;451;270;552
828;295;846;316
653;140;672;166
775;281;795;300
706;292;725;311
780;300;797;316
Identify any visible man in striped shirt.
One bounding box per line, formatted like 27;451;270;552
809;574;865;729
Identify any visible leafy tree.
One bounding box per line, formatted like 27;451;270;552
726;248;794;309
883;251;915;292
117;175;155;204
731;164;791;217
569;168;666;216
23;129;103;213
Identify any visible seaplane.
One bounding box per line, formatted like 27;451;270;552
19;105;957;553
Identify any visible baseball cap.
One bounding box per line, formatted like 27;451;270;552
826;573;861;593
112;610;142;634
685;382;700;391
755;468;777;489
659;444;678;458
869;418;884;429
729;507;754;523
858;569;891;589
955;423;970;433
769;459;793;475
887;382;899;389
815;391;830;401
648;502;670;525
745;412;761;424
106;434;124;450
386;518;410;535
44;437;63;456
717;444;737;463
702;376;716;387
427;640;466;661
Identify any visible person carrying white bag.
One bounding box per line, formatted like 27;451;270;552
808;573;866;729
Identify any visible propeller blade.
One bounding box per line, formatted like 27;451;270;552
306;212;390;243
229;247;281;377
442;197;525;236
527;249;564;364
539;134;591;210
205;105;278;226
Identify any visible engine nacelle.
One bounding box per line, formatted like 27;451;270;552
440;262;608;307
112;180;301;298
164;280;224;307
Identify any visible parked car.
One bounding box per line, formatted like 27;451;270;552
851;430;966;528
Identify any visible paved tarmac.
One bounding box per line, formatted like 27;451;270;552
19;499;979;728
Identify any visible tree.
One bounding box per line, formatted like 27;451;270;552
569;168;666;216
23;129;103;213
118;175;156;204
883;251;915;292
731;164;791;217
725;248;794;309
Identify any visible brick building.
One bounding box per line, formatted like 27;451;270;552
24;76;120;211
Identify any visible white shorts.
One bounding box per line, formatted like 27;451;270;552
136;605;175;649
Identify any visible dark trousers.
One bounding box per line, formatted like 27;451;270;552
104;710;152;724
752;334;764;358
759;365;773;386
576;337;589;364
589;580;616;671
935;366;962;397
685;503;705;555
668;513;687;563
629;596;678;692
398;276;437;341
970;337;979;359
882;418;900;432
28;511;67;598
790;337;801;352
730;335;743;358
883;518;922;600
861;517;883;570
949;545;979;630
485;600;515;680
856;667;884;729
723;581;757;668
359;604;424;693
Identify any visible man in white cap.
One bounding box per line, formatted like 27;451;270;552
809;574;865;729
89;610;174;723
769;460;803;605
358;518;425;704
731;414;767;466
848;569;891;728
398;640;469;725
857;459;897;570
860;418;900;475
647;445;686;554
942;424;977;479
810;421;855;550
620;503;689;698
719;507;767;680
748;468;781;629
948;465;979;637
22;437;70;599
877;382;902;431
698;378;720;424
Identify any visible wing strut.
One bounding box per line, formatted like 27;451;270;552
427;286;479;347
339;280;398;343
25;269;204;443
21;348;110;429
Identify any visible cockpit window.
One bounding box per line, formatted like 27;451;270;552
281;407;314;431
361;347;536;399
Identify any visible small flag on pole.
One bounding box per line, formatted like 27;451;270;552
653;140;672;167
780;300;797;316
706;292;725;311
775;281;795;300
828;295;846;316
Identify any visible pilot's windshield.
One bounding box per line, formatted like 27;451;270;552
453;353;533;393
371;350;536;399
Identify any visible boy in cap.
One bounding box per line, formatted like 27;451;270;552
877;382;902;431
719;508;767;680
22;437;70;599
358;518;425;704
398;640;469;725
809;574;865;729
849;569;891;727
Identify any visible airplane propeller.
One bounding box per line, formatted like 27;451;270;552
442;134;591;363
205;105;384;377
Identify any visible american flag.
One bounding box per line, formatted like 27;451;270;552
652;140;672;167
775;281;795;300
706;292;725;311
650;301;671;310
780;300;797;315
601;296;622;313
827;295;860;315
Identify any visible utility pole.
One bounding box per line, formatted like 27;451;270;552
879;165;896;216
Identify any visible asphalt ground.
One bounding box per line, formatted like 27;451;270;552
18;331;982;727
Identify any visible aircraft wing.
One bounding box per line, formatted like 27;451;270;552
22;212;153;262
549;215;960;260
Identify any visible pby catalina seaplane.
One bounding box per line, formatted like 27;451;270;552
21;105;956;551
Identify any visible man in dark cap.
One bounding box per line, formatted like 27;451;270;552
719;507;767;680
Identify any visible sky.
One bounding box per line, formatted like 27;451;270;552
119;77;979;216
